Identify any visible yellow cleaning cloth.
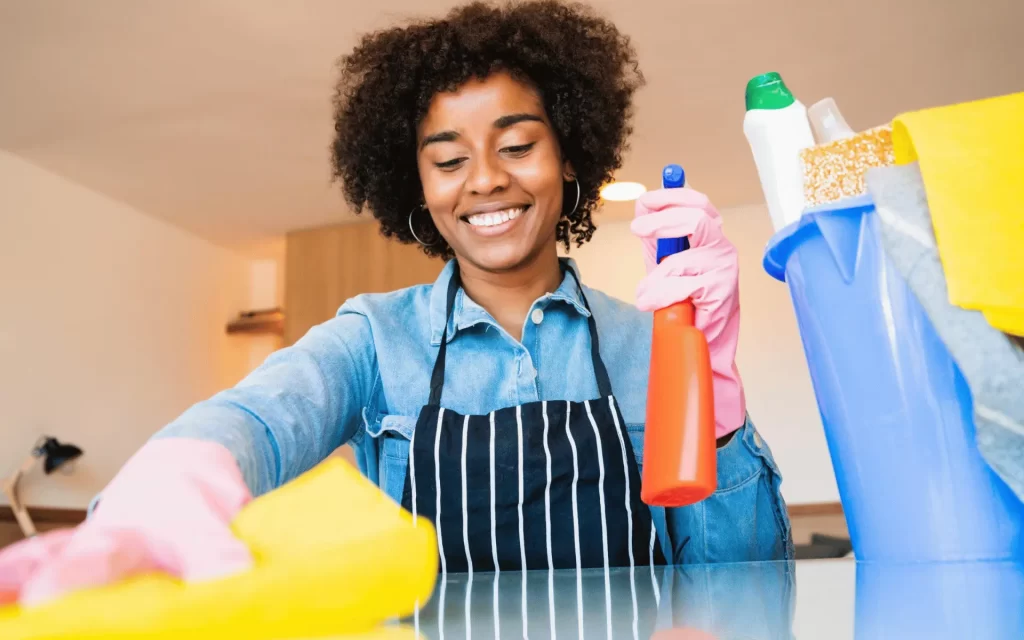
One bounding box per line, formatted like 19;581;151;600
0;458;437;639
892;91;1024;336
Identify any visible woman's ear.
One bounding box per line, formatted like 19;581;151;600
562;161;576;182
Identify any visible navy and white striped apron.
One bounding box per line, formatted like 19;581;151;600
401;264;666;573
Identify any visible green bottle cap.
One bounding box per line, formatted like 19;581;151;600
745;72;796;111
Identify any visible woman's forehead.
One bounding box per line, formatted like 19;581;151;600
419;72;546;135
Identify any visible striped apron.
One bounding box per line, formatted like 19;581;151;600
401;264;665;573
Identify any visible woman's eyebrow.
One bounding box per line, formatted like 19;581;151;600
420;130;459;150
493;113;544;129
419;113;544;150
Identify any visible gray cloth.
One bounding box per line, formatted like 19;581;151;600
866;162;1024;503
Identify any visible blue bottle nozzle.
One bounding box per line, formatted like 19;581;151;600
656;164;689;264
662;163;685;189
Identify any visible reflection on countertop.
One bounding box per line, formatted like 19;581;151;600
406;559;1024;639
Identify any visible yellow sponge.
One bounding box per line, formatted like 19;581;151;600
800;125;896;207
0;458;438;639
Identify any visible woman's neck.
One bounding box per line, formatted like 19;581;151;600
457;248;564;342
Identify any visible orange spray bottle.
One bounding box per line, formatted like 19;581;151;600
640;164;717;507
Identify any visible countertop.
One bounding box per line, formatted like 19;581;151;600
405;559;1024;639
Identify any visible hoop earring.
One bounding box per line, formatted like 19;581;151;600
408;206;437;247
566;176;581;216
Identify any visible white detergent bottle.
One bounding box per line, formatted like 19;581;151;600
743;72;815;232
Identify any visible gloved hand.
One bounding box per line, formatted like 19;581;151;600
0;438;252;607
631;187;746;438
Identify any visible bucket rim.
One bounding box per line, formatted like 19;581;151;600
762;194;876;282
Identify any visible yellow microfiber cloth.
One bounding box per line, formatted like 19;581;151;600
0;457;438;639
892;91;1024;336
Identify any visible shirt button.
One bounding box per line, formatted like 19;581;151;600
754;432;763;448
531;308;545;325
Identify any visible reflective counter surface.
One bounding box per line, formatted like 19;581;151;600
406;559;1024;639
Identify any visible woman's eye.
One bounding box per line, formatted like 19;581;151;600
435;157;466;170
501;143;535;157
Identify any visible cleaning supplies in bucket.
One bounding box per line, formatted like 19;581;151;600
868;161;1024;505
800;97;896;207
807;98;855;143
763;196;1024;562
743;72;815;232
890;91;1024;337
800;124;895;207
798;96;897;205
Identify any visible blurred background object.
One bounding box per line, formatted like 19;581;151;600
2;437;83;538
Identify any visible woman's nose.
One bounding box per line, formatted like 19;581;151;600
466;154;510;195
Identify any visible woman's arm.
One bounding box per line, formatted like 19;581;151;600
155;310;377;497
2;311;379;606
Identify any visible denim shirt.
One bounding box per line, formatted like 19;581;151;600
157;258;791;563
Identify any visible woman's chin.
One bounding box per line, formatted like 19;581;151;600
460;241;538;274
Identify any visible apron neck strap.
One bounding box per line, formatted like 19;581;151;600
428;260;613;407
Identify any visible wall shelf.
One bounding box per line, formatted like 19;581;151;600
226;307;284;336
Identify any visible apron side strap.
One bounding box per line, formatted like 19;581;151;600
563;265;614;399
428;265;462;406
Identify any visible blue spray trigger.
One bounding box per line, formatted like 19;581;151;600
662;164;685;188
656;164;690;264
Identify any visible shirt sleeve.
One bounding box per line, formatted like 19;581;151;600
153;310;377;497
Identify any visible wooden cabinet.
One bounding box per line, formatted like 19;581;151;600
284;222;444;346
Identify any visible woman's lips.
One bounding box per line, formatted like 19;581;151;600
462;205;529;237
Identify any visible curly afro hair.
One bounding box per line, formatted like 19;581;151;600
331;0;644;259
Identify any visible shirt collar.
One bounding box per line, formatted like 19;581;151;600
429;257;591;345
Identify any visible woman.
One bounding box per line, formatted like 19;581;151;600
1;0;791;606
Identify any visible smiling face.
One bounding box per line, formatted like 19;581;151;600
416;72;572;273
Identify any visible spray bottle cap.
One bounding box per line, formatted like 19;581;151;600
745;72;796;111
656;164;689;263
808;97;855;143
662;164;685;188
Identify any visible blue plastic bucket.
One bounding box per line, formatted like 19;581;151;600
855;561;1024;638
763;195;1024;562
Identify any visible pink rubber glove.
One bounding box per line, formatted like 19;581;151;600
0;438;252;607
631;188;746;438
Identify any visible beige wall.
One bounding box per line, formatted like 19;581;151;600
0;152;269;509
568;207;839;505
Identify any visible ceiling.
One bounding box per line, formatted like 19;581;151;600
2;0;1022;254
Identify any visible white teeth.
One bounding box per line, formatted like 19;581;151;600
467;207;525;227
